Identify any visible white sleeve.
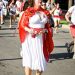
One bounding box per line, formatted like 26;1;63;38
68;6;74;13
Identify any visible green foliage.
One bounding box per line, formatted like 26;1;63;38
60;20;68;25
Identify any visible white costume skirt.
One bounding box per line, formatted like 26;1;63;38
21;34;47;71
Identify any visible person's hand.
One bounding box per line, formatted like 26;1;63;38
24;27;34;34
28;28;34;34
43;29;48;33
38;29;48;35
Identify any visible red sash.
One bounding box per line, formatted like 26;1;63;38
30;28;44;38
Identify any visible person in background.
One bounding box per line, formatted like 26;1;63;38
9;1;16;28
53;3;62;33
46;0;51;10
41;1;46;9
2;0;8;16
0;0;4;25
2;0;8;7
41;1;55;36
19;1;29;21
42;1;56;29
18;1;29;30
13;0;29;36
19;0;54;75
15;0;23;16
65;5;75;59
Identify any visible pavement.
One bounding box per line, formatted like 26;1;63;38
0;18;75;75
62;24;70;29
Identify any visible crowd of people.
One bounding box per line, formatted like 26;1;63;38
0;0;26;28
0;0;62;29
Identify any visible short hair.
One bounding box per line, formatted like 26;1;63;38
29;0;34;7
23;1;29;10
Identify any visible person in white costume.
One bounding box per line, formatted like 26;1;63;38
19;0;54;75
65;5;75;59
2;0;8;7
53;3;62;33
15;0;23;16
0;0;4;24
46;0;51;10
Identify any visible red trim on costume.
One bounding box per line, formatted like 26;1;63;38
54;15;64;19
54;15;60;18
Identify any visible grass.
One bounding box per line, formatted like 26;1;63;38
60;20;68;25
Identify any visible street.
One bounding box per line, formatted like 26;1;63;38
0;20;75;75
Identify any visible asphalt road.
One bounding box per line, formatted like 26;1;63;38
0;20;75;75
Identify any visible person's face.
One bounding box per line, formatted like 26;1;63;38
34;0;42;8
56;3;59;8
41;2;46;9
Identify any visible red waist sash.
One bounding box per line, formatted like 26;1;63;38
31;28;44;38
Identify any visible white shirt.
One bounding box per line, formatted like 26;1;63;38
16;1;22;8
0;2;3;10
2;0;8;6
54;8;61;16
68;5;75;25
46;2;51;10
10;4;16;13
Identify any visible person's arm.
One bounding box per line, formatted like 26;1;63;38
24;27;34;34
19;11;34;34
65;11;71;23
20;18;34;34
65;6;74;24
49;7;56;14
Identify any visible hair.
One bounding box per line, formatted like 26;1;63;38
29;0;47;7
23;1;29;10
42;0;46;3
43;0;47;3
29;0;34;7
